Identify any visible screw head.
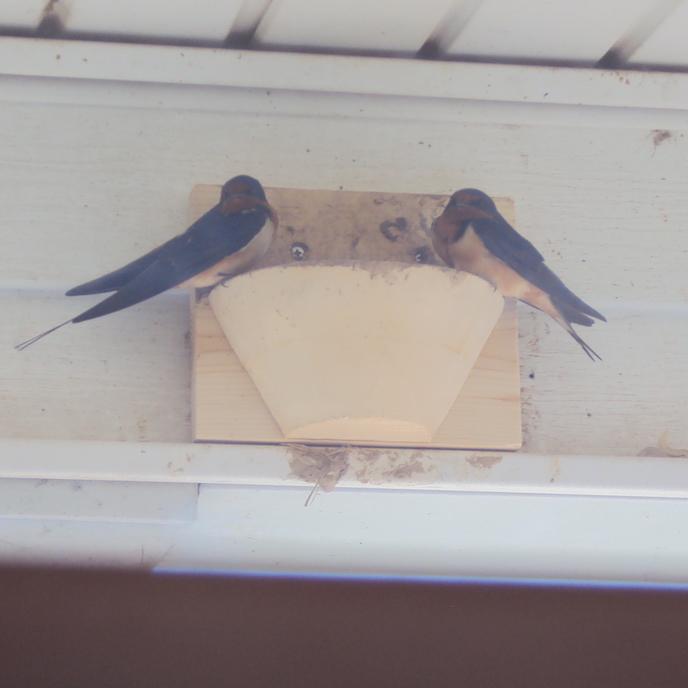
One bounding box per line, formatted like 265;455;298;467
291;242;309;261
414;246;430;263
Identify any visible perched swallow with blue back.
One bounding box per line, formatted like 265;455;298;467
432;188;605;360
15;175;277;351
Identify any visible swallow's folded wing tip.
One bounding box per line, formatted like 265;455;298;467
65;279;123;296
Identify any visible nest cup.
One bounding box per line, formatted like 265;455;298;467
208;261;504;444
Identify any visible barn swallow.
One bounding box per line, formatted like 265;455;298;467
15;175;277;351
432;188;606;360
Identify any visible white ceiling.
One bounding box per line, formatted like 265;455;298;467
1;0;686;71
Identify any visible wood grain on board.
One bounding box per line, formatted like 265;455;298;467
191;185;521;449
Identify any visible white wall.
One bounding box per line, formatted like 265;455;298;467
2;40;686;456
0;38;687;578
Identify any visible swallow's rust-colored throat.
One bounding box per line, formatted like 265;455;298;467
221;194;279;227
433;204;492;247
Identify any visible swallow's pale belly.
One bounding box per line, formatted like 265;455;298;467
180;219;275;289
449;225;555;314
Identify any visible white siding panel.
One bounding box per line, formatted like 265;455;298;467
0;290;192;442
0;478;197;523
255;0;455;52
629;1;688;67
5;483;688;582
66;0;243;42
447;0;656;62
186;484;688;581
2;38;688;112
519;305;688;456
0;97;685;302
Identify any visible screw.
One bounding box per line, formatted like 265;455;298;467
414;246;430;263
291;242;309;261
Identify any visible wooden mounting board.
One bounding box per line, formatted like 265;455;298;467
191;185;522;450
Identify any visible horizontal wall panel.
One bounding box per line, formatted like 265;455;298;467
0;478;197;523
1;289;192;443
1;97;685;301
519;306;688;456
2;37;688;111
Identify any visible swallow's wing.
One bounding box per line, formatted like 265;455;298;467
66;204;234;296
473;216;605;323
71;205;269;324
66;240;177;296
472;215;544;270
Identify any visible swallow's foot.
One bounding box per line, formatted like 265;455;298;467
217;272;232;288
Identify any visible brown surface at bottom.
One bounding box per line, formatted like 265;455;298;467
0;566;686;688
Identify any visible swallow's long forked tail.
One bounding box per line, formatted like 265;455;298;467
562;322;602;362
14;318;74;351
549;296;604;361
524;295;604;362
